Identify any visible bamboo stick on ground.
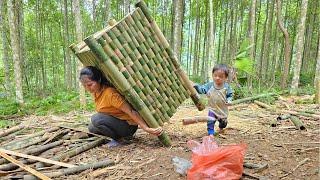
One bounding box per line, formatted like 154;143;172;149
0;151;52;180
182;116;215;125
135;2;204;111
1;127;60;150
23;160;114;179
277;114;291;120
0;140;64;169
254;100;320;119
84;35;171;146
0;124;25;138
290;116;306;130
233;93;278;105
0;149;77;168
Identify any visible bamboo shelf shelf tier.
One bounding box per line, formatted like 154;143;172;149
70;0;204;146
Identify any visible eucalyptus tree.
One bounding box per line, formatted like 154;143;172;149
291;0;309;94
0;0;11;94
7;0;24;104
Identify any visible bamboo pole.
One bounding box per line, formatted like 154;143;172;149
0;124;25;138
107;20;175;120
0;140;63;169
100;31;168;123
290;116;306;130
0;151;52;180
84;36;171;146
182;116;215;125
135;1;205;111
233;93;278;105
125;14;186;103
0;148;77;168
255;100;320;119
132;9;190;102
97;35;166;125
23;160;115;179
124;16;183;111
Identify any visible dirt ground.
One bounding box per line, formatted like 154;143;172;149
1;97;320;180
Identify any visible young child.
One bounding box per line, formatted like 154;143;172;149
193;64;233;135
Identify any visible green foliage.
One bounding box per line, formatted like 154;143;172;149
0;91;94;117
233;39;254;76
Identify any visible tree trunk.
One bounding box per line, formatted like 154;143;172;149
124;0;130;15
314;31;320;87
73;0;86;107
290;0;309;94
315;35;320;104
276;0;291;89
63;0;72;89
192;0;200;78
104;0;110;26
208;0;216;67
0;0;11;93
171;0;184;62
8;0;24;104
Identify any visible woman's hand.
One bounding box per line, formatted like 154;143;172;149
144;127;163;136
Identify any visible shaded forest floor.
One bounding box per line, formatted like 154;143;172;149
1;95;319;179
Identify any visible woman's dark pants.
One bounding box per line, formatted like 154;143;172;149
88;113;138;140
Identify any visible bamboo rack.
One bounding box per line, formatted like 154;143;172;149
70;0;205;146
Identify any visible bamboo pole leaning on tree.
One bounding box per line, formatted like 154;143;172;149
135;1;205;111
23;160;115;180
84;36;171;146
290;116;306;130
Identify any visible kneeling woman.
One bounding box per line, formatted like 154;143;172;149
80;66;162;146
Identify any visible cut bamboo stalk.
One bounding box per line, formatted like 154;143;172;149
270;119;278;127
0;151;52;180
53;138;106;162
255;100;320;119
98;35;168;124
277;114;291;121
0;140;63;167
84;36;171;146
0;149;77;168
100;31;169;123
135;2;204;111
290;116;306;130
1;127;60;150
233;93;278;105
0;124;25;138
121;16;182;111
23;160;114;179
182;116;215;125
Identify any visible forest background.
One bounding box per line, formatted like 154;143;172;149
0;0;319;123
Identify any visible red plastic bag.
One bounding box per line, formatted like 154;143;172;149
187;136;247;180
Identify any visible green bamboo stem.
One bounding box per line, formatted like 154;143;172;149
106;22;174;122
123;16;182;110
101;32;167;124
135;2;204;111
23;160;115;179
84;36;171;146
130;12;188;103
290;116;306;130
